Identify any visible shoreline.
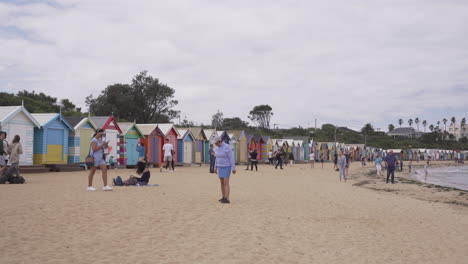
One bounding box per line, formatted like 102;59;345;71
349;161;468;208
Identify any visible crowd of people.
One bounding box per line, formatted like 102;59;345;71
1;127;436;206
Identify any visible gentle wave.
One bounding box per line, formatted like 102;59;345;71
412;166;468;191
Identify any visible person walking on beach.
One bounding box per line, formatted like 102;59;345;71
249;149;258;171
408;159;413;173
337;150;347;182
209;144;216;173
213;136;236;204
288;152;294;167
245;150;252;170
333;152;338;170
268;150;274;165
344;150;350;178
0;131;7;175
163;139;175;172
320;153;324;169
384;150;397;184
374;155;383;176
309;152;315;168
275;148;285;169
87;129;113;191
424;159;430;180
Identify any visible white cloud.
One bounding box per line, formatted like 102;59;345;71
1;0;468;131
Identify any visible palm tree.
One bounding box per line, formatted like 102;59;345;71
388;124;395;132
415;117;420;131
422;120;427;132
437;120;440;129
398;119;403;128
408;119;413;128
451;116;456;129
462;117;466;128
429;124;434;132
443;118;447;131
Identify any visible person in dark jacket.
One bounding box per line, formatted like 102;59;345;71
275;148;285;169
385;150;397;184
249;149;258;171
209;144;216;173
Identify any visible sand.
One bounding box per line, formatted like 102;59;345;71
0;162;467;264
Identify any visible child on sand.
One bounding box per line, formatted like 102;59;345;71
309;152;315;168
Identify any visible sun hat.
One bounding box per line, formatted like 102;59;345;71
213;136;222;143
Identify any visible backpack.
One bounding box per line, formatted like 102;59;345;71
9;176;25;184
114;176;123;186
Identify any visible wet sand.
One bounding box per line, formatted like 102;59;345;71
0;162;467;264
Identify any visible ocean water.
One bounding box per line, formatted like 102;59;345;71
413;166;468;191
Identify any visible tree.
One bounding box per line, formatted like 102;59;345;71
398;119;403;128
211;110;224;128
388;124;395;132
451;116;456;130
0;90;82;115
180;116;195;127
361;123;375;135
415;117;420;131
221;117;249;130
86;71;180;123
437;120;440;129
248;105;273;129
422;120;427;132
443;118;447;131
429;124;434;132
408;118;413;128
461;117;466;129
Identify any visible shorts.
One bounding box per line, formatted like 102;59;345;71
138;157;145;162
164;156;173;162
0;157;5;166
218;166;231;178
93;155;106;166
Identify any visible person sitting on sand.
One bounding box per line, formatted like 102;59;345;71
114;161;150;186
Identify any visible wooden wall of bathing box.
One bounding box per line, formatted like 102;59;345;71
31;113;74;165
0;105;40;165
118;122;145;166
203;129;218;163
64;116;97;164
157;124;180;163
177;129;194;164
136;124;164;164
188;127;208;163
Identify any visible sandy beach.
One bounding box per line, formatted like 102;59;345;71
1;162;467;264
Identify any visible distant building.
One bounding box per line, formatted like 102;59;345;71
448;124;468;140
387;127;424;138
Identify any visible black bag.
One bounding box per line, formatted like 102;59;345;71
9;176;25;184
85;143;94;167
114;176;123;186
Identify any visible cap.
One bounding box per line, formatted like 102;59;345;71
213;136;222;143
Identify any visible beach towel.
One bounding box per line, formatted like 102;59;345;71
128;184;159;187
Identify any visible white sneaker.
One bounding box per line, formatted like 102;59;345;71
169;170;174;173
87;186;97;191
102;186;113;191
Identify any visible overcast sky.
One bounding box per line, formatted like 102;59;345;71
1;0;468;131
